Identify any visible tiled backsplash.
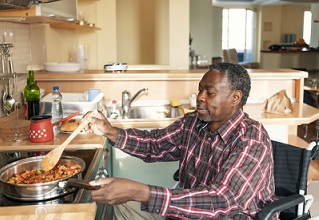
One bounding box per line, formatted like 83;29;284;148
0;22;31;117
0;22;31;73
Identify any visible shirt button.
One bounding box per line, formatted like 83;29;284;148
156;209;160;213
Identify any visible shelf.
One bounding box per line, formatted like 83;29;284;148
50;23;100;30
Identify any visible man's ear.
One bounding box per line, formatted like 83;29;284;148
232;90;242;106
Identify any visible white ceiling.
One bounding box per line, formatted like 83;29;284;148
212;0;319;5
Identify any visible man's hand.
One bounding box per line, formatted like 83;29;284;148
89;177;150;205
82;110;118;143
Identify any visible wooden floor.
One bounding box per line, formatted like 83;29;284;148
297;121;318;143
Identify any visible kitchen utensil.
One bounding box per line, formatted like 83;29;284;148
0;155;85;201
2;84;15;115
2;85;9;115
29;111;80;143
41;110;98;171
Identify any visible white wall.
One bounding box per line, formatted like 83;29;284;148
29;0;189;70
311;3;319;48
190;0;220;60
260;4;311;50
15;0;318;72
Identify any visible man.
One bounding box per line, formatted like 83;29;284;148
83;62;276;219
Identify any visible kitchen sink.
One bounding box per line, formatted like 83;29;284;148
105;105;182;119
129;105;181;119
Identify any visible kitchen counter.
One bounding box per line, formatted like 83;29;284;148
260;50;319;70
34;68;308;104
0;203;96;220
0;109;105;152
261;50;319;53
34;68;307;81
0;110;105;219
107;102;319;127
33;68;318;143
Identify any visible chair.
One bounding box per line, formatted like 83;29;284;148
222;48;260;69
173;140;318;219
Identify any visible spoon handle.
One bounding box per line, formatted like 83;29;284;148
41;110;99;171
59;110;99;149
62;118;89;147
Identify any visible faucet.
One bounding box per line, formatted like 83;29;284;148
122;88;148;119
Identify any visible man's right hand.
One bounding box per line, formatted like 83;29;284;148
82;110;118;142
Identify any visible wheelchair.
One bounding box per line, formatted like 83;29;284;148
173;140;319;219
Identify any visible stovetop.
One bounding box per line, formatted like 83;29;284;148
0;190;77;206
0;148;106;207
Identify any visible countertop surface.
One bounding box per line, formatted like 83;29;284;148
1;102;319;151
261;49;319;53
0;109;105;152
108;102;319;127
0;110;103;218
34;68;308;81
0;203;97;219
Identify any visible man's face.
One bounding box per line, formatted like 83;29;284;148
196;70;239;127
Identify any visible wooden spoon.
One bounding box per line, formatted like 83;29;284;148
41;110;98;171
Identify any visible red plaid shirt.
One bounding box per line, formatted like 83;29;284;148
113;109;276;219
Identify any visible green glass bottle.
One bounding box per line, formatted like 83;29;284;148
24;70;40;119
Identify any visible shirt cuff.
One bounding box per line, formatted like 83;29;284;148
107;128;125;148
147;185;171;216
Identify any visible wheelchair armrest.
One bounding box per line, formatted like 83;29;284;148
257;194;305;220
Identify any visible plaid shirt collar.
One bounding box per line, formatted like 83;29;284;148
196;108;245;144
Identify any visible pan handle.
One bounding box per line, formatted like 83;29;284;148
67;178;101;190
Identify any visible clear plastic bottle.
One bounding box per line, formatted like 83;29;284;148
51;86;63;126
110;100;119;119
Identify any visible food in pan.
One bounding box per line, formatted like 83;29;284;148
5;164;81;184
60;119;81;132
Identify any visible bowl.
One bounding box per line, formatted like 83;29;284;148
44;62;80;72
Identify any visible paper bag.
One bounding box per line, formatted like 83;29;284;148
262;89;293;115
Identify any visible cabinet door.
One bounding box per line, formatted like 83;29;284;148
106;128;179;188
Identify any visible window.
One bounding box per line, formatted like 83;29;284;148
222;8;256;63
303;11;312;45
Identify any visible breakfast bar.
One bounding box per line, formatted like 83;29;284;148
34;68;318;144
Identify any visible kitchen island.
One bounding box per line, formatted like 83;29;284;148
34;68;318;144
260;50;319;71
